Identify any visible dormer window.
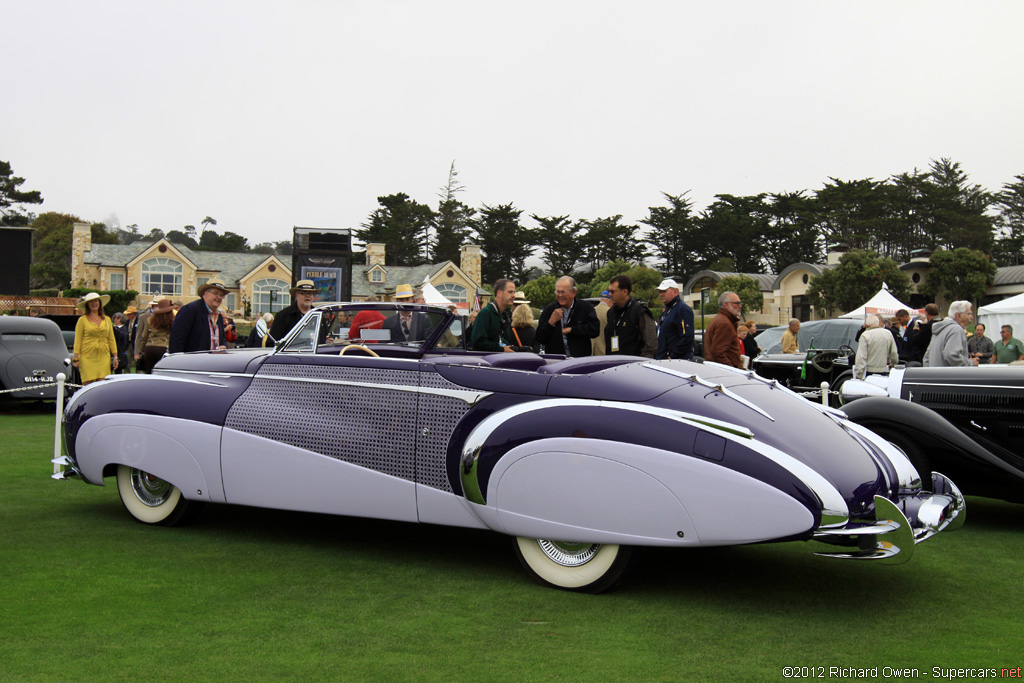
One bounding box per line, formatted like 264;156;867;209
369;267;385;283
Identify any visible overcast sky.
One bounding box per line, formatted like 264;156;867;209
4;1;1023;250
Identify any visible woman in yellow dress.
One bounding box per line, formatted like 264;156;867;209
72;292;119;385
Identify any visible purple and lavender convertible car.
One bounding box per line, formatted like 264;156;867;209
56;302;965;592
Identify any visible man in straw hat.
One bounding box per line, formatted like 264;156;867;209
382;284;428;342
169;282;230;353
269;279;319;342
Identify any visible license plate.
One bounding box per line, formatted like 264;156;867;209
24;376;54;383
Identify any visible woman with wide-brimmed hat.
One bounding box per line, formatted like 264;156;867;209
72;292;119;384
134;299;174;374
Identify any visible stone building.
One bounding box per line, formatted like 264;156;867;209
71;222;485;315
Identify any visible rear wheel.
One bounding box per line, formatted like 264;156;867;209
513;538;636;593
116;465;203;526
870;427;932;491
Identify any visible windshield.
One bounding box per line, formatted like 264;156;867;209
757;319;862;354
278;303;466;354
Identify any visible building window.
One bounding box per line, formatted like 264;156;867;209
370;269;384;283
141;257;182;296
225;293;237;312
109;272;125;291
197;276;210;288
690;276;716;294
253;278;290;314
435;282;467;303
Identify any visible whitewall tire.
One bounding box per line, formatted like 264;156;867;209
514;538;636;593
116;465;202;526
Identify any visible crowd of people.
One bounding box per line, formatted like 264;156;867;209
70;280;282;382
69;273;1024;384
468;275;696;362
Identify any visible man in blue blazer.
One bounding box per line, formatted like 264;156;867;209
168;282;229;354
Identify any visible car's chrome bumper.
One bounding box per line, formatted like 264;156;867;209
811;472;966;564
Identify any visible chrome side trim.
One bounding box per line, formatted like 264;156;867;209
643;363;774;422
255;374;491;405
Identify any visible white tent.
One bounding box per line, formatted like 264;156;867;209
420;280;454;306
978;292;1024;335
839;285;921;319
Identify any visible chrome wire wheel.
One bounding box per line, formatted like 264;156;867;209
535;540;602;567
514;537;636;593
130;469;174;507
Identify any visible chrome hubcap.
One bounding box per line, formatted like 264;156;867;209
130;469;173;507
536;540;601;567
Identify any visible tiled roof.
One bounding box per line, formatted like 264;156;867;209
351;263;443;298
83;241;283;287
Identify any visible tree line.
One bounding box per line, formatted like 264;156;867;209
4;157;1023;297
358;159;1024;289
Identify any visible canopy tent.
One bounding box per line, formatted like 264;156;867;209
977;292;1024;335
420;280;454;307
839;285;921;319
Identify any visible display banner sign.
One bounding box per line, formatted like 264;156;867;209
297;255;350;302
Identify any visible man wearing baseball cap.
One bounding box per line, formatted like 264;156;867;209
269;280;319;342
168;282;230;353
655;278;694;360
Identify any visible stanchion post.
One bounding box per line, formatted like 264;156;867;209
53;373;66;475
820;381;829;407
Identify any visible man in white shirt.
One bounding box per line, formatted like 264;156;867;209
854;314;898;379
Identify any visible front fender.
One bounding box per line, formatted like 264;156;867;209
72;413;225;503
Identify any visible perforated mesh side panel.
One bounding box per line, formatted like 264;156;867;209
417;394;470;492
228;363;473;491
227;376;418;481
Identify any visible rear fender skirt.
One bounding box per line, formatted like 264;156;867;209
474;436;816;546
841;397;1024;478
459;398;846;529
71;413;225;503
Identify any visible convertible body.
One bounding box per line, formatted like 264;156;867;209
56;303;964;591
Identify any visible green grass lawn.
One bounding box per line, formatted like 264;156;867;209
2;403;1022;681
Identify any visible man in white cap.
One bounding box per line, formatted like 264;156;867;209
269;280;319;342
168;282;230;353
655;278;694;360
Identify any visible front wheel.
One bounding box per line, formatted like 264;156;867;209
116;465;203;526
513;538;636;593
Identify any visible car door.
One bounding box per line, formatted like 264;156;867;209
219;318;422;522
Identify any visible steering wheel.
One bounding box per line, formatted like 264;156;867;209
810;350;840;373
837;344;854;358
339;344;380;357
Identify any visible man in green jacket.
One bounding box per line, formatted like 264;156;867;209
471;278;517;352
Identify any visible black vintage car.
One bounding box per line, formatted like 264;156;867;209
750;319;863;401
841;366;1024;503
0;316;72;400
